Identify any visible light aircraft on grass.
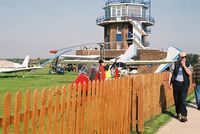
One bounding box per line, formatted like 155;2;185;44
44;43;100;74
0;55;43;73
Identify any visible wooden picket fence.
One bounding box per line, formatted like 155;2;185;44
0;72;194;133
0;77;134;134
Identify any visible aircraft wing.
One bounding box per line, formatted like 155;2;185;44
121;60;175;65
41;49;72;67
61;55;100;59
62;60;100;64
62;59;175;65
0;66;43;73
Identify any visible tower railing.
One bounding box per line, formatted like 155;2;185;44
143;26;151;35
96;15;155;25
105;0;150;6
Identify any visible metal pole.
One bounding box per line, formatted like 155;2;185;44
99;42;104;60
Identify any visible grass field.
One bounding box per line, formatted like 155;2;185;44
0;66;78;117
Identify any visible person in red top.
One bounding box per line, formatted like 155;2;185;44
74;73;89;89
99;59;106;80
114;64;119;78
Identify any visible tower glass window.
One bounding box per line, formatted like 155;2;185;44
117;26;122;34
133;6;141;17
112;6;116;17
128;6;134;17
117;6;121;17
127;5;142;17
122;6;127;16
105;7;111;18
142;7;146;18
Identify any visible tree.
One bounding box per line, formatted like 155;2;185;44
186;53;199;66
193;54;199;64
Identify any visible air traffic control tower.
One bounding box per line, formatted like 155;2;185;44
96;0;155;59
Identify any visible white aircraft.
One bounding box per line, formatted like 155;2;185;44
62;45;176;66
61;45;178;76
47;43;179;76
0;55;43;73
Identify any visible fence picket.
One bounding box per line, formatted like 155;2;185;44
54;88;60;134
3;93;11;134
95;80;100;134
23;90;31;134
131;76;137;132
75;83;82;134
39;89;48;134
60;86;66;134
13;91;22;134
46;89;54;134
65;84;72;134
137;75;144;132
70;84;77;134
80;82;87;133
85;81;91;134
31;89;39;134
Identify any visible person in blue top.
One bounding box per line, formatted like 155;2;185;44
169;51;192;122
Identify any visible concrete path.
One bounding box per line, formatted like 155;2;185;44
156;100;200;134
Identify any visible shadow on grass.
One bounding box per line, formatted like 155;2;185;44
59;80;74;84
66;81;74;83
187;101;196;106
0;75;17;78
187;103;197;109
162;110;174;118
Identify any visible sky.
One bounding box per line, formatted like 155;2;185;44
0;0;200;58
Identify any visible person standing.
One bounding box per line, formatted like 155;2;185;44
169;51;192;122
114;64;119;78
192;56;200;110
99;59;106;80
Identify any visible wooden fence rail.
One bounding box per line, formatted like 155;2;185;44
0;72;194;133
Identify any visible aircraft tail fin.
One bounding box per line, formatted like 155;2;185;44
154;47;181;73
22;55;30;68
117;44;136;62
